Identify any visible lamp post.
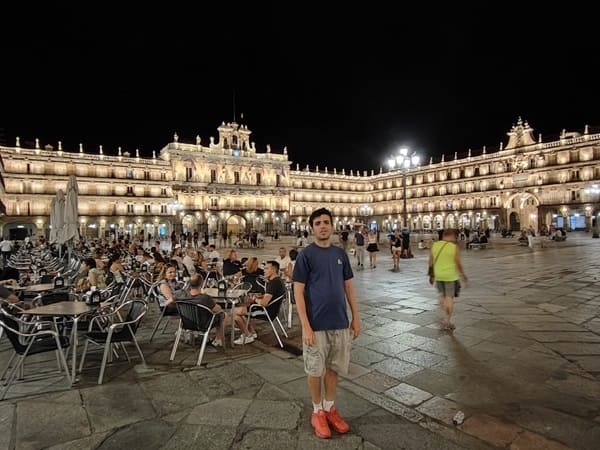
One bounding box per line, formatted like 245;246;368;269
387;147;420;230
359;204;373;229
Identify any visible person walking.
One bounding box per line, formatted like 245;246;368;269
354;226;366;269
293;207;361;439
428;228;468;331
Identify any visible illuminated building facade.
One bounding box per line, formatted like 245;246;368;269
0;118;598;240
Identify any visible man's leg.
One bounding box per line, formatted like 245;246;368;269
308;375;322;405
323;368;338;403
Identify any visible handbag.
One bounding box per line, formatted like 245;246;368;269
454;280;461;297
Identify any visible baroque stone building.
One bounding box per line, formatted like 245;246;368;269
0;118;599;240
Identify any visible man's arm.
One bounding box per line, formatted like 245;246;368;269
294;281;314;345
344;279;360;339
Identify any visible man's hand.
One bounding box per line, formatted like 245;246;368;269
350;318;361;339
302;326;315;346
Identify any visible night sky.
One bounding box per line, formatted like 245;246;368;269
1;3;598;172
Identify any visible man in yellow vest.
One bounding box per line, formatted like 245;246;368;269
428;229;468;330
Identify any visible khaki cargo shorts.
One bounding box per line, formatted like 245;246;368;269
303;329;351;377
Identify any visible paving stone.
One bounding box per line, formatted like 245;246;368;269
234;429;299;450
81;382;156;433
460;413;522;447
339;381;423;423
415;396;460;425
371;358;423;380
243;399;301;429
357;422;465;450
139;371;210;415
0;402;15;450
419;419;497;450
163;424;237;449
351;347;388;366
396;349;446;368
353;371;401;394
510;430;573;450
512;405;600;450
528;332;600;343
365;340;412;357
296;431;363;449
186;397;251;426
255;383;294;401
237;353;306;384
96;418;176;450
546;342;600;355
16;390;90;450
567;355;600;372
385;383;432;406
46;432;111;450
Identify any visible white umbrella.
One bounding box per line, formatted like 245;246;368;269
60;175;80;246
49;189;65;244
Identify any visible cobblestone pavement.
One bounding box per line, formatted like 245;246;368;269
1;233;599;449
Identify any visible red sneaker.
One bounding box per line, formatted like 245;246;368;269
310;410;331;439
325;406;350;433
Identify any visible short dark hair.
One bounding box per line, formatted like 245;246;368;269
266;260;280;272
309;208;333;227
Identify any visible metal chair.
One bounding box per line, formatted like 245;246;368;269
245;294;288;348
0;311;71;399
78;300;147;384
148;283;179;341
170;301;222;366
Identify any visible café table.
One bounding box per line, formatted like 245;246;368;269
24;300;107;382
201;288;248;347
21;283;56;293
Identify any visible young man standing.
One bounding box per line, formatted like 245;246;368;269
293;207;361;439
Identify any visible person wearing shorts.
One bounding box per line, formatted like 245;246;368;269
428;229;468;331
293;207;361;439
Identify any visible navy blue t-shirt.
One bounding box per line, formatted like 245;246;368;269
292;243;353;331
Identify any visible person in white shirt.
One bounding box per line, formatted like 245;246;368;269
182;249;197;276
275;247;292;278
205;244;220;262
0;239;12;265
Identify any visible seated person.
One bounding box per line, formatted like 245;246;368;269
479;234;488;244
466;233;480;249
518;230;528;243
157;264;184;313
77;258;107;292
0;278;22;305
174;274;225;346
241;257;265;293
222;249;242;277
233;260;286;344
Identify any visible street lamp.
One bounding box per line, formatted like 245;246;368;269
387;147;420;229
359;204;373;229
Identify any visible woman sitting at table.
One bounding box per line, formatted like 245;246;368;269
108;254;126;284
241;257;264;293
157;264;183;313
77;257;107;292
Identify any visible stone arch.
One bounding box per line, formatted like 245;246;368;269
226;214;246;236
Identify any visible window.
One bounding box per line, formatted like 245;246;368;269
186;167;193;181
571;190;578;201
234;171;240;184
446;200;452;209
126;169;133;179
127;186;134;195
161;187;167;196
144;204;151;213
211;169;217;183
211;197;218;207
144;171;150;180
160;205;167;214
276;175;281;187
161;172;166;181
127;204;134;213
256;173;262;185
